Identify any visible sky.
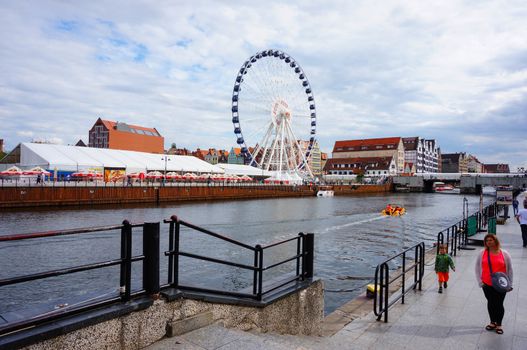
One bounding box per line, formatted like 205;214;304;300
1;1;526;170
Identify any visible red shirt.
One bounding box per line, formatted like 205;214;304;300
481;250;506;286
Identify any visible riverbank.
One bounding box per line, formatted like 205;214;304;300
0;183;392;209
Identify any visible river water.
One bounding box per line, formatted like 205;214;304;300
0;193;493;317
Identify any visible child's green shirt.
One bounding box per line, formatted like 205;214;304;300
435;253;455;272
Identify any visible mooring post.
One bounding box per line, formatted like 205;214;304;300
143;222;160;295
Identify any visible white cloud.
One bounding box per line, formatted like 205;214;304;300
0;0;526;170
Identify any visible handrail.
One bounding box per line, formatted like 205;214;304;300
0;223;142;242
163;216;255;251
0;221;155;336
437;201;497;255
163;216;314;301
373;242;425;322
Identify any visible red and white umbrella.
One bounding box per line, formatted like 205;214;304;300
196;174;209;181
182;173;197;180
165;172;182;180
22;166;51;176
241;175;253;182
146;171;164;179
0;166;23;176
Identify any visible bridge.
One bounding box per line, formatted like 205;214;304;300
393;173;527;194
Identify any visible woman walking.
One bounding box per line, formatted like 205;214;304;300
475;234;513;334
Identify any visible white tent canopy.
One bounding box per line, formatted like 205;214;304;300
216;163;273;177
15;143;224;174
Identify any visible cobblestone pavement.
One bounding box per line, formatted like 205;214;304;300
147;193;527;350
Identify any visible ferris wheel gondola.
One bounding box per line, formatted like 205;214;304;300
231;49;317;180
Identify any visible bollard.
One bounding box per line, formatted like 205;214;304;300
143;222;160;295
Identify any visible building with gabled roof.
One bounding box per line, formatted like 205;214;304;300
441;153;468;173
323;156;396;176
88;118;164;154
332;137;404;173
402;137;440;173
228;147;245;165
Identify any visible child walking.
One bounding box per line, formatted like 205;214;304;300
435;244;455;293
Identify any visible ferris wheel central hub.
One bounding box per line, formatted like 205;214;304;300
272;100;291;125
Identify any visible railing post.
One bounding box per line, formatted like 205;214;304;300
413;245;418;289
302;233;314;279
296;233;303;277
253;245;259;297
383;263;389;322
120;220;132;301
168;215;180;287
143;222;160;295
401;251;406;304
256;245;263;301
419;243;424;290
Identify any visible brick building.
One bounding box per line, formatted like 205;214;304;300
88;118;164;154
484;164;510;173
441;153;469;173
324;156;397;176
331;137;405;174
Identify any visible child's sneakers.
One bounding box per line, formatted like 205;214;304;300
444;282;448;288
438;286;443;293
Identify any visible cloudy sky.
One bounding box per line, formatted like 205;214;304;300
1;1;526;170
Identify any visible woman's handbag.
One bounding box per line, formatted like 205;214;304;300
487;250;512;293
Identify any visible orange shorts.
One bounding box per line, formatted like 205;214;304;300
437;272;449;283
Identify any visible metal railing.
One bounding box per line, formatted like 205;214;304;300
0;221;156;335
0;178;307;188
0;216;313;336
373;242;425;322
163;215;314;301
436;201;497;254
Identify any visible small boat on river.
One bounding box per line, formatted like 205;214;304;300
381;204;406;216
433;182;460;194
317;186;334;197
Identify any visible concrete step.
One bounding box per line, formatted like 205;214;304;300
147;323;297;349
166;310;214;337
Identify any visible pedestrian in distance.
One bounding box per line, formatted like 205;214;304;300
512;197;519;215
434;244;455;293
475;234;513;335
515;200;527;247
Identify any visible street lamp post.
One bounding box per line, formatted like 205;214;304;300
162;154;170;186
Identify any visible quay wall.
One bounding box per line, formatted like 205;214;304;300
332;182;393;194
0;185;315;209
22;280;324;350
0;183;393;209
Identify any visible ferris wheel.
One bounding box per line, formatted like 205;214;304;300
231;49;317;179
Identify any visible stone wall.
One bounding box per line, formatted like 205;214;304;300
23;280;324;350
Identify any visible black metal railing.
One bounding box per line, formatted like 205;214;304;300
373;242;425;322
436;201;497;254
163;215;313;301
0;221;156;335
0;216;313;336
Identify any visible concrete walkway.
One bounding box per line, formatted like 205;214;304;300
147;194;527;350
